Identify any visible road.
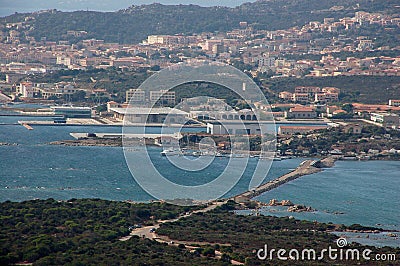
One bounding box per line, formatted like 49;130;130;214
119;200;244;265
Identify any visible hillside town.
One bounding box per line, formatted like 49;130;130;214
1;1;400;265
0;8;399;155
1;11;399;76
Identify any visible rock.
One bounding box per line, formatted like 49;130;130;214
269;199;278;206
281;200;294;206
287;204;314;212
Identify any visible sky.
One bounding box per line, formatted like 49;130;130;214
0;0;256;17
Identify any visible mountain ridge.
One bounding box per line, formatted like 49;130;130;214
1;0;398;44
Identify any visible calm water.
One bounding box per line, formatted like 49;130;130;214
0;114;300;202
254;161;400;230
0;114;399;247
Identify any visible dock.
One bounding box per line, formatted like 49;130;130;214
18;119;105;126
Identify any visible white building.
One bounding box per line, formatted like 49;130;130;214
190;109;257;121
371;113;400;128
256;53;275;69
18;82;34;98
389;100;400;107
110;107;188;124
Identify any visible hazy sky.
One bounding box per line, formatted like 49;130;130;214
0;0;256;17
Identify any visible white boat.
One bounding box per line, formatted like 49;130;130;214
161;149;179;156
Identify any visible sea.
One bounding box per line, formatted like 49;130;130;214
0;107;399;247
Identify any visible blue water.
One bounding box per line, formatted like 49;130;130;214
0;114;399;242
255;161;400;232
0;114;300;202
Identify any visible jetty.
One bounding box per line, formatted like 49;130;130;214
22;123;33;130
233;159;328;201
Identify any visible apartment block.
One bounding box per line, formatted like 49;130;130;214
126;89;146;104
150;90;175;106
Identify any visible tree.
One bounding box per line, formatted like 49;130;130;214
202;247;215;257
342;103;354;114
71;90;86;102
150;65;161;71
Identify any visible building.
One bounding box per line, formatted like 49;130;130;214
342;124;363;134
322;87;340;94
371;113;400;128
109;107;188;124
38;83;80;99
278;91;293;101
51;106;92;118
126;89;146;104
18;82;34;98
285;107;317;119
107;101;119;112
292;93;310;102
206;121;274;135
294;86;321;94
256;53;275;69
389;100;400;107
147;35;191;46
358;39;373;51
150;90;175;106
314;92;339;103
190;109;257;121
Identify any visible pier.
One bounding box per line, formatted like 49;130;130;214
22;123;33;130
233;159;322;201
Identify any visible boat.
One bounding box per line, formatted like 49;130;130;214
191;151;201;157
161;149;179;156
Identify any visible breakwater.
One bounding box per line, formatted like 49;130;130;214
233;158;336;200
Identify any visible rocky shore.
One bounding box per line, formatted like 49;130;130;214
49;138;122;147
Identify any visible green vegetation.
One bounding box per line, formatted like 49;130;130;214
157;201;400;265
29;68;150;103
2;0;398;44
172;82;243;108
25;64;400;105
0;199;398;265
0;198;202;265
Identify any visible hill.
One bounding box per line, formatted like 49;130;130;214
1;0;399;44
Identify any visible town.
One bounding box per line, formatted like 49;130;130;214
1;1;400;265
0;7;400;161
